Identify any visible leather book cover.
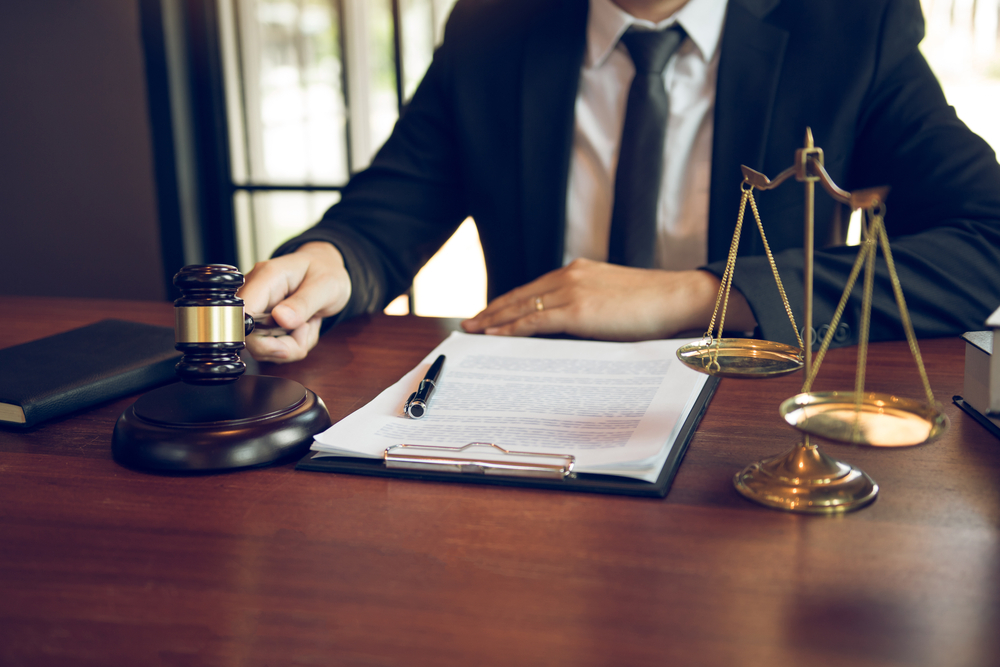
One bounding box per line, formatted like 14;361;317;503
0;319;180;429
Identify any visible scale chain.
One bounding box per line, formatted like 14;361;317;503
801;205;937;409
801;223;870;392
702;187;750;371
875;209;936;405
705;189;748;341
747;190;804;350
705;183;805;361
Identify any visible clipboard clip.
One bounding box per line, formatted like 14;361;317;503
384;442;576;480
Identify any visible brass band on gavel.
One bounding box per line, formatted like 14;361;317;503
171;264;251;385
175;306;246;343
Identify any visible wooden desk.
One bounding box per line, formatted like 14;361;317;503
1;296;998;667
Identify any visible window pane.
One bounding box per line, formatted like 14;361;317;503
229;0;349;185
223;0;485;320
234;190;342;270
399;0;458;100
921;0;1000;151
399;0;433;100
384;218;486;317
363;0;399;159
413;218;486;318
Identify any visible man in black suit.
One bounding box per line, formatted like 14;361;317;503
242;0;1000;363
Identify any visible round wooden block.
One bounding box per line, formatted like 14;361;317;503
112;375;331;472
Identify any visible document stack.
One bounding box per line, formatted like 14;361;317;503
958;305;1000;438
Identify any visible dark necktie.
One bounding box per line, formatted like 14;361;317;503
607;26;686;268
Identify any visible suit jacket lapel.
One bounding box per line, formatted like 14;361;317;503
520;0;588;281
709;0;788;262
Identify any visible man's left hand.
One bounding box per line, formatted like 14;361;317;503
460;258;756;340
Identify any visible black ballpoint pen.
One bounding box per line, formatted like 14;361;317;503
404;354;445;419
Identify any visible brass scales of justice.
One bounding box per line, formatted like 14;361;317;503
676;128;949;513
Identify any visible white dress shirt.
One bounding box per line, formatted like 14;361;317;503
563;0;728;270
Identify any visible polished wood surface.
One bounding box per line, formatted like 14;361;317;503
2;296;998;667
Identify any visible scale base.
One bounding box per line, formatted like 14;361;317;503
734;440;878;513
112;375;331;472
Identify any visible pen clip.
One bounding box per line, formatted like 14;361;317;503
402;392;416;417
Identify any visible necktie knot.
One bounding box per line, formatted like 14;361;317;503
620;25;686;75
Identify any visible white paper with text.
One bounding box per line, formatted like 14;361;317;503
311;332;709;481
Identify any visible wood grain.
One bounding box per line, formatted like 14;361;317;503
1;296;998;667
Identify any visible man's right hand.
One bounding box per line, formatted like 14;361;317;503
239;241;352;363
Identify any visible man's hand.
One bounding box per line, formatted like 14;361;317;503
461;258;756;341
239;242;352;363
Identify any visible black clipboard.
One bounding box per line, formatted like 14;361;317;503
296;375;719;497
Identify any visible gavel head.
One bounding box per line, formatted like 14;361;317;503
173;265;255;385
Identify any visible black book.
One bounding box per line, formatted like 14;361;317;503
0;319;180;429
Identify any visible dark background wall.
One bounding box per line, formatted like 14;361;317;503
0;1;166;300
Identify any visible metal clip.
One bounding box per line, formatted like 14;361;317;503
384;442;576;479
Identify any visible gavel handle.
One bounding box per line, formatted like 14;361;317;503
245;313;292;338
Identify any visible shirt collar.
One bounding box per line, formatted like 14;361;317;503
586;0;729;69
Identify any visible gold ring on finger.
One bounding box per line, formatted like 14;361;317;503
534;296;544;312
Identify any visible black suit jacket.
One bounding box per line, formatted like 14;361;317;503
278;0;1000;345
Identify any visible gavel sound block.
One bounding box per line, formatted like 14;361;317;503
112;265;331;472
